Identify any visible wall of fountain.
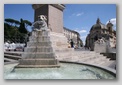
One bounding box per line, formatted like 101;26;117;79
16;29;60;68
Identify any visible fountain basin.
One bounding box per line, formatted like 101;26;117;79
4;62;115;79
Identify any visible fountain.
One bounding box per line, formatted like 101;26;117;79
4;15;116;79
4;62;115;79
16;15;59;68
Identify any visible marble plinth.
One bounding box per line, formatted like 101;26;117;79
16;30;59;68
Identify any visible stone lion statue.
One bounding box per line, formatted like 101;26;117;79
95;37;106;44
32;15;47;31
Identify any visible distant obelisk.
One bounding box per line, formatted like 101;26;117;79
32;4;65;33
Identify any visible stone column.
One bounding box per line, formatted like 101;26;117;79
32;4;65;33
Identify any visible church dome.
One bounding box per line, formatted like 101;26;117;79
90;18;107;31
91;24;101;30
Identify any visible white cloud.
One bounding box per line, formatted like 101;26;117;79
110;18;116;25
71;12;84;17
76;12;84;16
106;18;116;25
79;30;87;33
74;29;87;34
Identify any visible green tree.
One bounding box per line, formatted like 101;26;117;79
23;20;32;28
5;18;20;26
18;18;27;34
4;18;32;43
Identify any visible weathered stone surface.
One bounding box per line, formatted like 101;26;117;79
94;38;107;53
16;26;59;68
50;32;74;52
32;15;48;31
32;4;65;33
18;59;58;65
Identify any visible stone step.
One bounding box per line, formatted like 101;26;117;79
31;30;49;36
57;50;112;68
66;53;106;60
4;52;22;56
4;61;19;65
26;46;53;48
13;30;60;68
29;36;50;42
23;56;56;59
85;57;109;64
56;52;101;60
81;51;100;55
29;40;52;43
57;50;107;57
15;65;60;68
86;60;106;66
22;52;55;58
54;48;74;52
30;36;50;38
72;52;97;55
4;58;18;62
20;59;56;60
24;47;53;52
27;42;52;47
79;56;97;62
22;52;54;54
80;53;97;57
4;54;21;60
18;59;59;65
100;60;115;66
92;58;110;65
29;35;50;37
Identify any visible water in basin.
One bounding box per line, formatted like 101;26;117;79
4;63;115;79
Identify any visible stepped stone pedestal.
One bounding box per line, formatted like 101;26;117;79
16;29;60;68
94;39;108;53
50;32;74;52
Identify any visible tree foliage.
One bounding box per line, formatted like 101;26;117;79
18;18;27;34
5;18;20;26
4;18;32;43
23;20;32;28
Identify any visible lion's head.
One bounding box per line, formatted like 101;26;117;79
38;15;47;21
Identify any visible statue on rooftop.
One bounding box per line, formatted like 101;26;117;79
95;37;106;44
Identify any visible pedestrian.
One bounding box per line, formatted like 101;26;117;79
70;39;74;48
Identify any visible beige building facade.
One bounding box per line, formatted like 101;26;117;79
64;27;83;47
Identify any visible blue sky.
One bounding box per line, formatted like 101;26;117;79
4;4;116;44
